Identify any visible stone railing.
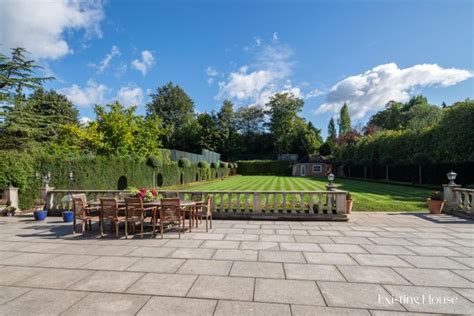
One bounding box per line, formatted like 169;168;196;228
443;184;474;219
44;189;348;220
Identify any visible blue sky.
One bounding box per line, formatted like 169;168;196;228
2;0;473;136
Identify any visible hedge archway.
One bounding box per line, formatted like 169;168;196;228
117;176;128;190
195;173;199;182
156;173;164;187
180;173;184;185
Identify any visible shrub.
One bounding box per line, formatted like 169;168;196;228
221;162;228;168
146;156;162;169
236;160;291;175
197;161;209;168
178;158;191;168
210;162;219;168
429;191;443;201
346;192;352;200
234;163;238;169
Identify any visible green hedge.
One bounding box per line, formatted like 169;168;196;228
236;160;292;175
0;152;230;210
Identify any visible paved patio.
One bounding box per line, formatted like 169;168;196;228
0;212;473;315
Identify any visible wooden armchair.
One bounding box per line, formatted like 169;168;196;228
72;194;99;236
124;197;155;239
100;198;125;238
158;198;185;239
194;195;213;232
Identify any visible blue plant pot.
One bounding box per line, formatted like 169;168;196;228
33;210;48;221
62;211;74;222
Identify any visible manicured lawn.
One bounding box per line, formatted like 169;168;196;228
170;175;431;212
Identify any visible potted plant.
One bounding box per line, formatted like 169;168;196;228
33;198;48;221
346;192;353;214
427;191;444;214
62;210;74;222
2;205;16;217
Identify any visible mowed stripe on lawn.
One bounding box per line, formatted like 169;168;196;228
169;176;430;212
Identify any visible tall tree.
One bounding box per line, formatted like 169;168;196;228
235;105;265;135
216;100;239;157
0;48;53;104
196;112;220;151
338;102;351;136
327;117;337;143
266;93;304;153
146;82;194;147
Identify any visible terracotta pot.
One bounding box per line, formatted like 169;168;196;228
427;199;444;214
346;199;353;214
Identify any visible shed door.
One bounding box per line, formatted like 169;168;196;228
301;165;306;176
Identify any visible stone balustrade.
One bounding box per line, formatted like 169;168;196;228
44;189;348;220
443;184;473;219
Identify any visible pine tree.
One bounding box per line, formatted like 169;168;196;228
338;103;351;136
327;117;337;143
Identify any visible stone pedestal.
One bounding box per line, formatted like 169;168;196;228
443;184;461;212
5;186;19;210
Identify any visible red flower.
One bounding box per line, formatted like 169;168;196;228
151;188;158;197
136;188;147;199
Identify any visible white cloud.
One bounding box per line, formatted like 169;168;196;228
206;66;218;85
60;79;108;107
79;116;92;126
315;63;473;119
131;50;155;76
216;37;298;106
0;0;104;60
90;45;121;73
306;88;324;99
115;85;143;106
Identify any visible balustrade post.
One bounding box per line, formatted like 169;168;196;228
254;192;261;212
236;193;241;212
443;184;461;212
335;192;347;214
4;186;19;210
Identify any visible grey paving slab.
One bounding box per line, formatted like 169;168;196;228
81;256;140;271
126;272;197;296
215;300;291;316
164;239;203;248
352;254;412;267
291;305;371;316
126;257;185;273
452;256;474;268
240;241;279;250
284;263;345;281
318;281;405;310
361;245;416;255
88;245;138;256
201;240;240;249
213;249;258;261
70;270;144;293
279;242;322;252
309;230;343;236
0;286;30;304
342;231;379;237
293;235;333;243
0;266;46;285
64;292;149;316
331;236;375;245
225;233;259;241
0;251;21;260
384;285;474;314
254;278;325;305
36;254;98;268
212;228;244;234
177;259;233;276
320;244;368;254
369;237;416;246
0;252;58;266
187;275;254;301
276;229;308;235
138;296;216;316
406;246;464;256
259;250;306;263
16;268;92;289
454;288;474;303
192;233;225;240
260;234;296;242
400;255;471;269
0;288;87;315
230;261;285;279
453;269;474;282
449;246;474;257
170;248;216;259
125;246;176;258
394;267;473;288
337;265;410;285
304;252;358;265
244;229;275;235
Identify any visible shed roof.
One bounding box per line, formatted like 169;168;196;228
297;154;331;164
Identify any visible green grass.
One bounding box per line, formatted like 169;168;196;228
168;175;431;212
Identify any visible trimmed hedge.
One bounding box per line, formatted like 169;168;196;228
197;161;209;168
0;152;230;210
178;157;191;168
210;162;219;168
221;162;228;168
236;160;292;175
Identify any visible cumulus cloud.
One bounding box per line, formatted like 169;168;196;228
115;85;144;106
0;0;105;60
216;36;299;106
79;116;93;126
131;50;155;76
206;66;218;85
306;88;324;99
60;79;108;107
315;63;473;119
90;45;121;74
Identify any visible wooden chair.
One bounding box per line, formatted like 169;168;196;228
194;195;213;232
124;197;155;239
100;198;125;238
72;194;99;236
158;198;185;239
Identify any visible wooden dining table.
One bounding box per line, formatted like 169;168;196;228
90;199;202;233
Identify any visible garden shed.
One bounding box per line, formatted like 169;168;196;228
292;154;332;177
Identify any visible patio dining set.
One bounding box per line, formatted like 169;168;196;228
71;193;213;239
